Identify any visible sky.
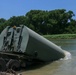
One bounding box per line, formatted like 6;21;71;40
0;0;76;20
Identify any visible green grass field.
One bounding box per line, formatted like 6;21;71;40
43;34;76;39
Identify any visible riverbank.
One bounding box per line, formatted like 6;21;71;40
43;34;76;39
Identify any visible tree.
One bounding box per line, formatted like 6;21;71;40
7;16;27;26
0;9;76;34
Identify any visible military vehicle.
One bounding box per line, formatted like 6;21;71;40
0;25;71;71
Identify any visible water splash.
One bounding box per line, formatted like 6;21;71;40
60;50;71;60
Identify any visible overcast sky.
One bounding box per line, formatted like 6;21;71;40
0;0;76;19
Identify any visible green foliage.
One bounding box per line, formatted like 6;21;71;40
0;9;76;34
43;34;76;39
7;16;27;26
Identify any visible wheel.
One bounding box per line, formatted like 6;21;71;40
20;61;26;68
0;58;6;71
6;59;20;71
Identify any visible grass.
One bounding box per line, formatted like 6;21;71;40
43;34;76;39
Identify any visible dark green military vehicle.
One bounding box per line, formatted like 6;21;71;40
0;25;70;71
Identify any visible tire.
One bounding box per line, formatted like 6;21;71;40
6;59;20;71
20;61;26;68
0;58;6;71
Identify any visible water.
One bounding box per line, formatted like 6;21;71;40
50;39;76;75
22;39;76;75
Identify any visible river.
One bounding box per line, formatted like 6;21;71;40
21;39;76;75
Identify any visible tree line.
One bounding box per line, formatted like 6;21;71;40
0;9;76;35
